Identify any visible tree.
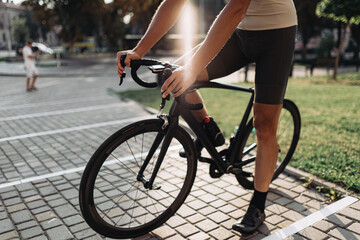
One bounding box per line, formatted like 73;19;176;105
293;0;322;59
22;0;54;42
52;0;105;52
316;0;360;80
11;18;29;45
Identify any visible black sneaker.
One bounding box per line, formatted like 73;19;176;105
232;204;265;234
179;139;203;158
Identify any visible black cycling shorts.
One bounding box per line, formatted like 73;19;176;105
206;26;297;104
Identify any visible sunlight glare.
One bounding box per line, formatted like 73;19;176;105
180;2;196;55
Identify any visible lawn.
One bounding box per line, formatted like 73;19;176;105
114;72;360;193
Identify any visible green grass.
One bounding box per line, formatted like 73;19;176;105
113;72;360;193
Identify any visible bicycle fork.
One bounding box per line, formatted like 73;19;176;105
136;115;176;190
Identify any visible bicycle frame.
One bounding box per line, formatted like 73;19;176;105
170;81;255;175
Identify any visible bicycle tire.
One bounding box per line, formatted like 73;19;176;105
79;119;197;239
236;99;301;189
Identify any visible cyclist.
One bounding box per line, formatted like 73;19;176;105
117;0;297;234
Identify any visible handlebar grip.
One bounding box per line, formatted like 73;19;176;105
120;54;126;67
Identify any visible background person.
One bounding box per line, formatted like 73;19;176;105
117;0;297;234
22;40;40;92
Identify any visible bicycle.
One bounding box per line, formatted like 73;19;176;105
79;56;301;239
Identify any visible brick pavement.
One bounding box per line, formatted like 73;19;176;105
0;57;359;240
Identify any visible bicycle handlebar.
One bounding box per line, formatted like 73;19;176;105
120;54;203;111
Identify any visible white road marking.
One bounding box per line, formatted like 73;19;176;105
263;196;359;240
0;115;154;142
0;103;126;121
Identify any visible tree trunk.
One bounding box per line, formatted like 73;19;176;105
333;22;351;80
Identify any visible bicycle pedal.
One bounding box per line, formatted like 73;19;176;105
231;168;252;177
199;157;212;163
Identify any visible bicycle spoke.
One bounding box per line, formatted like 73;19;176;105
110;153;137;175
126;140;141;169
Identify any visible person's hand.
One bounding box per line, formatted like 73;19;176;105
116;50;142;78
160;65;197;98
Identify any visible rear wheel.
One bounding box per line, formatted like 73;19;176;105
236;99;301;189
79;119;197;239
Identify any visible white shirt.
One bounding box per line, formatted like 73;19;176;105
238;0;298;30
22;45;35;67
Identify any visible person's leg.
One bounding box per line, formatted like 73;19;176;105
30;74;38;89
26;77;31;91
233;26;296;234
253;102;282;192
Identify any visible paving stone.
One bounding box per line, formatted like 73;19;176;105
207;211;230;224
228;209;246;219
299;226;328;239
35;211;56;222
187;199;207;210
166;215;187;228
274;197;292;206
348;222;360;234
286;202;308;212
266;214;285;225
46;225;73;240
26;200;47;210
267;203;288;215
0;230;19;240
151;225;177;238
63;215;84;226
338;206;360;221
19;226;43;239
40;217;63;230
195;219;218;233
209;227;234;240
188;231;211;240
16;220;38;231
197;193;218;203
284;210;305;222
228;198;249;209
326;213;353;228
312;220;335;232
329;227;360;240
0;218;14;234
53;204;77;218
10;209;33;224
175;223;199;237
60;189;78;200
218;204;238;214
69;222;88;233
24;195;42;203
6;203;27;213
351;200;360;211
187;213;206;224
198;206;217;216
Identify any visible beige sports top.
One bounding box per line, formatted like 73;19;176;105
238;0;297;30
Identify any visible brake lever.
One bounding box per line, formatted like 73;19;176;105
119;55;127;86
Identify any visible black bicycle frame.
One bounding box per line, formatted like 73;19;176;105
137;81;255;188
177;81;255;174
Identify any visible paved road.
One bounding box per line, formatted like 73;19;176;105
0;56;359;240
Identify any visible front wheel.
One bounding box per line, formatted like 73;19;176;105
79;119;197;239
236;99;301;189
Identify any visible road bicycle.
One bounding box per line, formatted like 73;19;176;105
79;56;301;239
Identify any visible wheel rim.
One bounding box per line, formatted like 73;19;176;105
84;124;195;236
